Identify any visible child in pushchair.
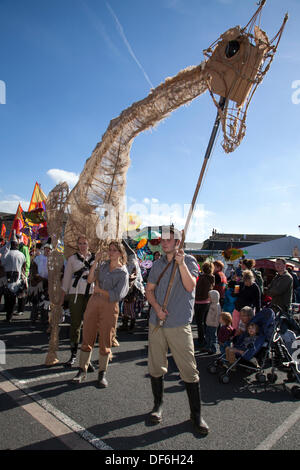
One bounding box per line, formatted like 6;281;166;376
225;323;261;367
207;306;275;384
208;304;300;398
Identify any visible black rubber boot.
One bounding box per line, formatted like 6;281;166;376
87;362;95;372
129;318;135;332
30;302;39;323
119;316;129;331
149;376;163;424
65;344;78;368
97;371;108;388
72;368;87;383
40;307;49;326
184;381;209;435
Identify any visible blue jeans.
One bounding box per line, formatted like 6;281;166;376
205;326;218;353
219;340;232;356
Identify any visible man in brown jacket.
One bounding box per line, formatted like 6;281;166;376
266;258;293;312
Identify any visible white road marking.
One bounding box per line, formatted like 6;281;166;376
0;378;95;450
0;367;112;450
255;406;300;450
19;370;76;384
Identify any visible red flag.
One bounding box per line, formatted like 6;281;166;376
8;203;29;245
1;223;6;239
9;203;24;238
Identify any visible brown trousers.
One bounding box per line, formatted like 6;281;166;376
148;323;199;383
81;293;119;360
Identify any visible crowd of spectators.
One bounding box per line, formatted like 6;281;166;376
194;256;297;357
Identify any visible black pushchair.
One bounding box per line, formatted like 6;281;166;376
207;305;300;398
267;305;300;398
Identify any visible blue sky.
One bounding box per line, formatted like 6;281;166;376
0;0;299;242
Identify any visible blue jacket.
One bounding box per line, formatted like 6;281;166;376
223;288;236;314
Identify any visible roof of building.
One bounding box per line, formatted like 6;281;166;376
202;231;286;250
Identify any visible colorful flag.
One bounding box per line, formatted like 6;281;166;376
27;182;47;242
9;203;24;239
28;182;47;212
8;204;30;245
1;223;6;238
23;208;46;225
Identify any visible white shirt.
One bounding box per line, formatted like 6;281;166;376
34;254;48;279
2;248;25;274
61;252;95;296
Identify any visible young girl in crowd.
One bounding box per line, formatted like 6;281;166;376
217;312;235;355
205;290;221;354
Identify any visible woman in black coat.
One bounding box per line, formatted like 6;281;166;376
232;269;261;330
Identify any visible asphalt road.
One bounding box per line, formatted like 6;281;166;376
0;306;300;454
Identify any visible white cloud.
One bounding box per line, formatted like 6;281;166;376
7;194;23;201
0;197;30;214
47;169;79;188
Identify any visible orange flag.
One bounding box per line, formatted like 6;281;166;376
1;223;6;238
28;182;47;212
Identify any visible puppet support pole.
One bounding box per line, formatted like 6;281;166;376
156;96;226;330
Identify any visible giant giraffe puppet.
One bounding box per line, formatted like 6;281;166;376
43;2;287;364
62;1;287;273
63;1;287;261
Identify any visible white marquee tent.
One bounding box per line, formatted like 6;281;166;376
243;236;300;260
